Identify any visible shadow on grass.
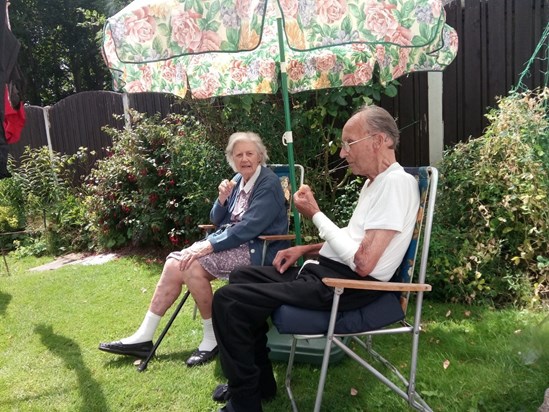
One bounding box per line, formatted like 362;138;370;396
34;324;109;412
0;290;11;315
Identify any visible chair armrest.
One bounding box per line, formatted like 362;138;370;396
322;278;431;292
258;234;296;241
198;224;216;232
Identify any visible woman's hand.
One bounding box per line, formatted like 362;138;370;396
178;240;214;271
218;179;236;205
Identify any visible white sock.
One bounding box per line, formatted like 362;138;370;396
198;318;217;351
120;311;161;344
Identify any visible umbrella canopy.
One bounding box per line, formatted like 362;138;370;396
103;0;457;98
102;0;458;243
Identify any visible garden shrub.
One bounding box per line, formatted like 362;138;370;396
0;160;25;230
431;89;549;307
87;111;230;250
8;146;94;255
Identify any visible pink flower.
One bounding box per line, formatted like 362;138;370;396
317;0;348;24
315;52;337;72
161;61;177;81
448;29;459;51
387;26;413;46
364;2;398;38
125;80;147;93
279;0;299;18
124;7;157;43
193;73;221;99
258;60;276;79
351;43;368;52
198;31;222;52
230;61;248;82
139;65;153;87
171;8;203;51
343;62;373;86
287;60;305;82
392;48;411;78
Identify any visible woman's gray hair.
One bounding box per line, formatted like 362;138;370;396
225;132;269;171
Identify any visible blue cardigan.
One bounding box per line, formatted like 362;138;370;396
207;166;290;265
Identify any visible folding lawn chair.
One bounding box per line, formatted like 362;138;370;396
270;166;438;411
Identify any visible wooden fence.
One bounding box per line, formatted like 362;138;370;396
7;0;549;170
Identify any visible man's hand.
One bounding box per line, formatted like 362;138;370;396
293;185;321;219
178;240;213;271
273;246;303;273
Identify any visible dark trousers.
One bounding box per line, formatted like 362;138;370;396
211;258;382;405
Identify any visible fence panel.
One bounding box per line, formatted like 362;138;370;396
443;0;548;146
7;105;47;162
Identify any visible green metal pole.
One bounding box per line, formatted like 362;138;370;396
276;15;302;246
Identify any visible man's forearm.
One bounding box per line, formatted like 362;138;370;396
298;243;323;257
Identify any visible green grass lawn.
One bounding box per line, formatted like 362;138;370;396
0;253;547;412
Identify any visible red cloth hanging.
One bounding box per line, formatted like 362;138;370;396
3;85;25;144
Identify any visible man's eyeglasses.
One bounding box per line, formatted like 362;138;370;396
341;135;374;151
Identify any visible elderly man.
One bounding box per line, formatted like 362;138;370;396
211;105;420;412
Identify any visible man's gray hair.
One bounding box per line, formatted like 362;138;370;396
356;105;400;149
225;132;269;171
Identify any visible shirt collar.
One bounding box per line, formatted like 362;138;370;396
239;165;262;193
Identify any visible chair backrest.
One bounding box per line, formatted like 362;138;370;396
267;163;304;203
267;163;304;225
393;166;438;314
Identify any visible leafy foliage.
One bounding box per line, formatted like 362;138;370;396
10;0;113;105
6;146;94;255
86;112;230;249
430;89;549;306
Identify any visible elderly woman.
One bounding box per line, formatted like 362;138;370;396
99;132;289;366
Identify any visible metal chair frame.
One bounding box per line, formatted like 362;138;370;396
281;166;438;412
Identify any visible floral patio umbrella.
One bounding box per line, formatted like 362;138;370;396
102;0;459;242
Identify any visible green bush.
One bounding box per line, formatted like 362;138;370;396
86;111;230;249
3;147;93;255
431;89;549;306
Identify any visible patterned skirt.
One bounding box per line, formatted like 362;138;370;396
166;243;250;280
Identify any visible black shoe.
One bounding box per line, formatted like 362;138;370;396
212;384;276;403
185;346;218;367
218;396;263;412
218;399;237;412
98;340;153;358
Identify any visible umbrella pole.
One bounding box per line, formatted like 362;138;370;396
276;16;302;246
